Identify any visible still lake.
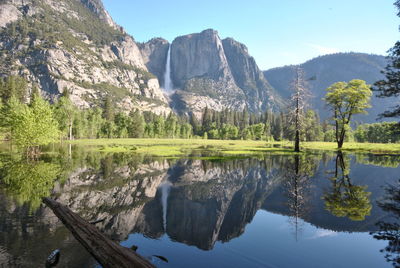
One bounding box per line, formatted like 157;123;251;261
0;146;399;267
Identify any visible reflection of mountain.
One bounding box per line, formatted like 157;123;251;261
1;153;400;266
135;159;285;250
0;156;170;267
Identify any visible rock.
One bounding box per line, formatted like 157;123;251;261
79;0;118;29
0;0;171;115
141;29;284;116
171;29;233;87
110;36;147;69
222;38;283;111
0;4;22;28
139;38;170;87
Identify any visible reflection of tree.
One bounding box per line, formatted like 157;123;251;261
323;152;371;221
284;154;316;240
371;180;400;267
0;158;60;211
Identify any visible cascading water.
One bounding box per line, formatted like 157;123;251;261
163;44;173;93
159;181;172;231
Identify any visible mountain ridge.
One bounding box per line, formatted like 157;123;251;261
0;0;395;123
264;52;392;122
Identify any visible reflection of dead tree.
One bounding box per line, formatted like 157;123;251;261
370;180;400;267
284;154;313;240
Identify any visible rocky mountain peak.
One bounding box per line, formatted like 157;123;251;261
79;0;118;29
171;28;231;88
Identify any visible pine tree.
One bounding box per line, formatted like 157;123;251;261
129;109;145;138
373;1;400;120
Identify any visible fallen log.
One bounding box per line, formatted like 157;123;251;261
43;198;155;268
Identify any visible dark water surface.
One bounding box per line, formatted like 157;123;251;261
0;147;399;268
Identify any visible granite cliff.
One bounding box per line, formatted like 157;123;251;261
140;29;284;117
0;0;171;114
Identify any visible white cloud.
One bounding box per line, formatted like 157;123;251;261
305;43;339;55
308;229;338;239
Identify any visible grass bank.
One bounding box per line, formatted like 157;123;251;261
69;139;400;156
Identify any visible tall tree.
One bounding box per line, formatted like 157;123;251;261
373;1;400;121
128;109;145;138
325;80;372;149
289;67;310;152
9;93;59;155
54;89;76;140
102;96;115;138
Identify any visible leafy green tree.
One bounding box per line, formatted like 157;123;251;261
325;80;372;148
114;112;131;138
251;123;265;140
304;110;322;141
54;90;76;140
165;114;178;138
153;115;165;138
8;93;59;153
102;96;115;138
128;109;145;138
0;76;27;103
180;123;193;139
86;108;104;138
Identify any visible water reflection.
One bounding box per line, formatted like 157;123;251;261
283;154;316;240
323;152;372;221
0;149;399;267
371;180;400;267
0;156;60;211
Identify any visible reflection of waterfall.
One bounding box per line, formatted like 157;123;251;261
160;181;172;231
163;45;173;93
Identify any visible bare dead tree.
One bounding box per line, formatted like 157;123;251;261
289;67;312;152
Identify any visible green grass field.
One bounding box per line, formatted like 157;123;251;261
69;139;400;156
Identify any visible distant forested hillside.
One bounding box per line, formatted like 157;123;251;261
264;53;395;123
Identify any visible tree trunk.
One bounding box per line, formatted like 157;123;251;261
43;198;155;268
69;120;73;141
294;130;300;152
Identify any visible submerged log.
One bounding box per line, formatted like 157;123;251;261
43;198;155;268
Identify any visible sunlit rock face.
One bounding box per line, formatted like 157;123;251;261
0;0;171;115
139;38;170;87
138;29;284;117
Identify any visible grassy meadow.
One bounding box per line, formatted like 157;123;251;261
68;138;400;157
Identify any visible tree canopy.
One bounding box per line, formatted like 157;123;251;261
325;79;372;148
373;1;400;120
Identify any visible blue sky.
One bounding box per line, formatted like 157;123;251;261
103;0;399;70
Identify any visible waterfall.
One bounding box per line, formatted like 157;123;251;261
163;44;173;93
159;181;172;231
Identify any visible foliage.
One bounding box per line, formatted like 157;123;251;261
4;93;59;151
325;80;372;148
354;122;400;143
373;1;400;121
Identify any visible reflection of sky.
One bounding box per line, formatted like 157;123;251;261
122;211;389;268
